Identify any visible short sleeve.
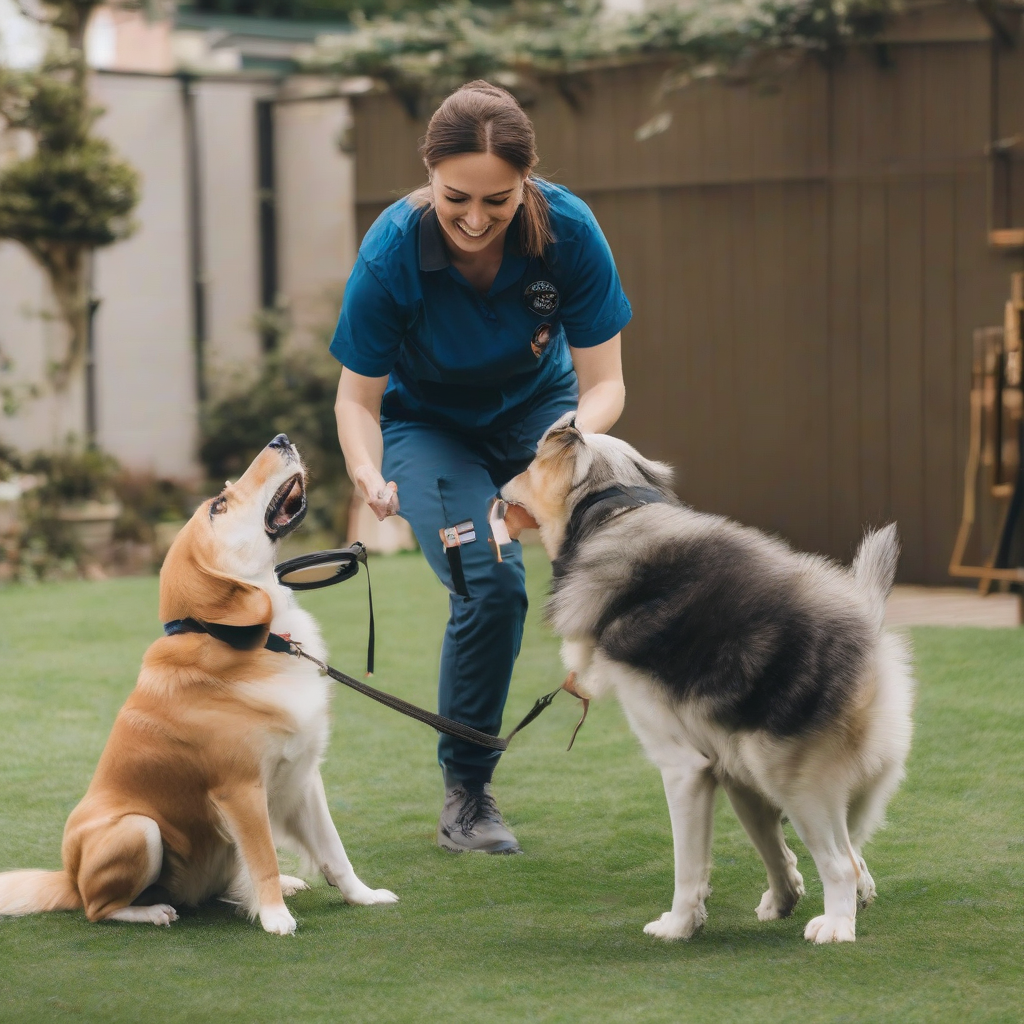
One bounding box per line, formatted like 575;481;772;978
329;256;405;376
557;205;632;349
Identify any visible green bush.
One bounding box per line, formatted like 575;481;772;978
0;441;196;582
0;440;18;481
199;347;351;540
21;445;120;505
111;470;198;545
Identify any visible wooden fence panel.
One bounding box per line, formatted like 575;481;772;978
350;24;1022;584
920;178;959;581
885;44;927;583
784;182;831;556
887;177;927;582
827;180;865;559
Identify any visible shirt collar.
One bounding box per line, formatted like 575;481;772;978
418;206;449;271
418;205;525;273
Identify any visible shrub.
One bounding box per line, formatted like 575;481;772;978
21;445;120;505
199;347;351;540
111;470;197;545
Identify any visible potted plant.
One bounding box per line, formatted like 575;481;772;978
29;446;122;558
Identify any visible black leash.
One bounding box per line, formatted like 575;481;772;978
162;617;563;751
289;643;563;751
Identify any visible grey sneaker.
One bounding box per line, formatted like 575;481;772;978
437;782;522;854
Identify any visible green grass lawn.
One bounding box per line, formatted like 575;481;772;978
0;547;1021;1023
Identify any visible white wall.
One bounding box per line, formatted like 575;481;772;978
197;78;269;385
0;71;357;480
0;0;80;450
0;0;45;69
90;73;197;479
0;243;86;451
276;82;356;348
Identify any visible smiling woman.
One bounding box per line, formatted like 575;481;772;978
424;152;526;292
331;80;630;855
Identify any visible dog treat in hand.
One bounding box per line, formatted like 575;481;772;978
503;502;539;539
487;500;539;563
489;500;512;549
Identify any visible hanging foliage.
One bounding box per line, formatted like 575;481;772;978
305;0;895;109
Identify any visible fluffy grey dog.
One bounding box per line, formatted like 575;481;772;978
502;415;915;944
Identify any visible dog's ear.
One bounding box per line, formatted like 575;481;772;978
541;411;585;459
635;455;674;491
159;524;272;628
546;411;581;436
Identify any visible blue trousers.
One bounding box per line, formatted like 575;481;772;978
381;388;576;786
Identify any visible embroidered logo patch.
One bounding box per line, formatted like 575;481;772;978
523;280;559;316
531;323;552;358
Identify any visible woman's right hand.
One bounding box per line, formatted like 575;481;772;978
353;465;400;521
336;369;398;521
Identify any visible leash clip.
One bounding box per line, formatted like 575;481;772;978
290;639;328;675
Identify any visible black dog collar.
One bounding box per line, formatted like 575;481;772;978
551;485;676;580
163;617;294;654
162;542;375;671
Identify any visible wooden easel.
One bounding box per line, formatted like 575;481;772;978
949;273;1024;592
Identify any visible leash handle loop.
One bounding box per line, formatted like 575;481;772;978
356;544;375;676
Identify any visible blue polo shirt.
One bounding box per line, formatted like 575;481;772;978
329;180;631;432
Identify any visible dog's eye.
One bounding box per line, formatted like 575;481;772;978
210;496;227;517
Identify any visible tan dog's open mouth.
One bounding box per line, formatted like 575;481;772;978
265;474;307;538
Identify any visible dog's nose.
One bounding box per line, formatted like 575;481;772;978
268;434;291;451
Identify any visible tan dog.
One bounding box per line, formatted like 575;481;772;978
0;435;397;934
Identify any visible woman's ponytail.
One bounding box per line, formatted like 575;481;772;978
519;177;552;260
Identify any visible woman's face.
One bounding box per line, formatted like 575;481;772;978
429;151;525;257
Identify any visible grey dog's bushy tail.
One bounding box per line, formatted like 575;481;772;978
853;523;900;627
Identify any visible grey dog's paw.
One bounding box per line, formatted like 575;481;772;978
643;904;707;941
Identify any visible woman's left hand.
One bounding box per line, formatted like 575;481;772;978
571;334;625;435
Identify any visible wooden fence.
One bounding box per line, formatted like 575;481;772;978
348;5;1024;584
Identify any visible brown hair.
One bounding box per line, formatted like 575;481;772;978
411;80;553;258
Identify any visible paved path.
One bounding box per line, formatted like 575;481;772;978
886;586;1022;628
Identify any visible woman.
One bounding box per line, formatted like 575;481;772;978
332;81;629;854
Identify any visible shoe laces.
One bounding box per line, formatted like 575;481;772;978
453;787;503;833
